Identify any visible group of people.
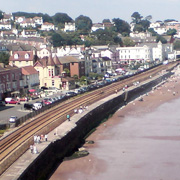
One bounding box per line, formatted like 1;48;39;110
74;106;88;114
30;134;48;154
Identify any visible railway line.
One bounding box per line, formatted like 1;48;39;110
0;61;178;175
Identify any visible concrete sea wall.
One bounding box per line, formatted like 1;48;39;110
17;72;172;180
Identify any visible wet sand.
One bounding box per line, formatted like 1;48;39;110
50;68;180;180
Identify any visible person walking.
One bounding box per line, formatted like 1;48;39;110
45;134;48;141
67;114;70;121
33;145;38;154
30;145;33;153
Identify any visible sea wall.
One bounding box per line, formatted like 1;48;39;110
18;72;172;180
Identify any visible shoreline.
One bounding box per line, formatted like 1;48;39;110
49;68;180;180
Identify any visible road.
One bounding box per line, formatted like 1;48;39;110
0;92;64;124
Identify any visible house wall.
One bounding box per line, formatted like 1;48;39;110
10;60;34;68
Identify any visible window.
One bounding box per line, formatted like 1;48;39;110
14;54;19;59
25;53;29;59
52;80;54;86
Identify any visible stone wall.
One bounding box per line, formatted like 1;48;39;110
18;72;173;180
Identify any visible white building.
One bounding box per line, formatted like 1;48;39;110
33;16;43;25
37;48;52;59
56;46;84;59
41;22;55;31
15;16;26;23
91;23;105;32
64;22;75;32
20;29;40;38
117;46;152;65
0;22;12;30
20;18;36;28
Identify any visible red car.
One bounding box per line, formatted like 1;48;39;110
5;99;20;104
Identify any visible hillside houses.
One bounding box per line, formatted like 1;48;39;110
0;10;180;100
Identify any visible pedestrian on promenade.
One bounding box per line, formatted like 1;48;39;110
33;145;38;154
40;134;44;141
34;135;37;144
45;134;48;141
30;145;33;153
74;109;77;113
67;114;70;121
37;136;41;143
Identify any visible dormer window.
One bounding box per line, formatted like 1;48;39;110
14;54;19;59
25;53;30;59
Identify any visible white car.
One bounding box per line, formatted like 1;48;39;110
33;102;42;110
9;116;18;123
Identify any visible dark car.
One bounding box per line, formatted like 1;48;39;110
66;91;77;97
24;103;34;110
0;101;5;106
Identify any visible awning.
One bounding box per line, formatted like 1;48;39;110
29;89;36;92
11;91;20;94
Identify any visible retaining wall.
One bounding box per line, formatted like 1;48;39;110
17;72;172;180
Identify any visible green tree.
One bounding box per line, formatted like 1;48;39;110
0;10;3;20
51;33;64;47
122;37;135;47
0;52;10;65
131;12;143;24
42;13;53;23
133;24;144;32
167;28;177;36
148;28;157;36
102;19;111;23
75;15;92;34
91;29;122;45
112;18;130;36
156;35;167;44
52;13;73;25
164;19;177;23
64;68;70;74
140;19;150;31
145;15;152;21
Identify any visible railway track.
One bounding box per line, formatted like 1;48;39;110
0;61;178;175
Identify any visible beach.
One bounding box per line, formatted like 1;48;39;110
50;67;180;180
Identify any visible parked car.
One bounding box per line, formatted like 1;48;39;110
43;98;53;105
24;103;34;110
9;116;18;123
5;97;20;104
33;102;42;110
74;89;81;94
0;101;5;106
19;97;28;101
66;91;77;97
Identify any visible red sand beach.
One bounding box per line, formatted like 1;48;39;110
50;67;180;180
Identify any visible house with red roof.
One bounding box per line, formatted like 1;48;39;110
21;66;40;93
9;51;37;67
0;63;23;100
34;54;84;90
